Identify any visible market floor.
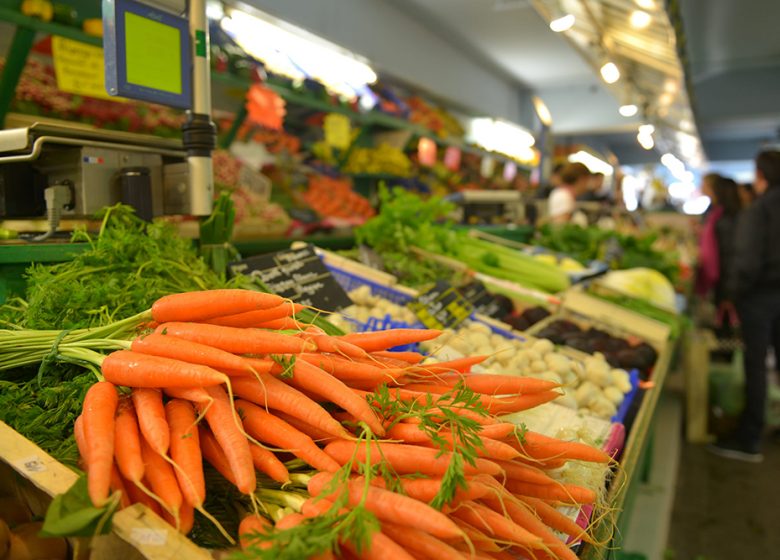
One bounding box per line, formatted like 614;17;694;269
666;436;780;559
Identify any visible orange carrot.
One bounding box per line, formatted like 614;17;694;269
406;356;488;375
124;477;163;516
371;476;491;505
309;473;463;540
163;386;212;404
476;423;517;440
239;514;271;550
287;359;385;436
231;375;349;439
206;302;304;328
140;436;183;523
131;333;253;375
416;434;520;462
103;350;228;388
484;391;561;415
372;350;425;364
450;519;501;553
165;399;205;508
450;501;543;548
490;460;556;486
510;431;612;464
131;388;170;454
324;440;502;477
151;289;284;323
113;398;145;484
199;427;237;486
505;480;597;504
155;322;312;355
273;412;342;443
235;399;340;472
249;444;289;483
340;530;415;560
381;522;467;559
433;374;561;395
199;386;256;494
339;329;441;352
255;317;312;330
519;497;593;544
299;333;367;358
76;412;127;509
300;353;404;384
82;381;119;507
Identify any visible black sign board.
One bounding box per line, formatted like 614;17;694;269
408;280;473;330
459;281;505;320
230;245;352;312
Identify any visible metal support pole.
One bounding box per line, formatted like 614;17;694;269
184;0;215;216
0;25;35;126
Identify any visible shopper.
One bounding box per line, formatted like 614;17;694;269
548;162;590;223
535;163;563;199
709;150;780;462
579;172;606;202
738;182;756;208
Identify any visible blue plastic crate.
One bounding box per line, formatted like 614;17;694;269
612;369;641;424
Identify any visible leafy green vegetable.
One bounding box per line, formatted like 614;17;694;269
41;475;120;537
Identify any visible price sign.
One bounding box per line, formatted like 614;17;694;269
324;113;352;150
52;36;117;101
409;280;473;329
230;245;352;312
444;146;461;171
418;137;437;167
458;281;506;320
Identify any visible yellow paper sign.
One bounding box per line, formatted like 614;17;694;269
52;36;116;101
323;113;351;150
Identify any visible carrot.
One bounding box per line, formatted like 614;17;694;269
476;423;517;440
450;518;501;553
111;466;131;509
239;514;271;550
274;411;342;443
340;530;416;560
480;496;578;560
309;473;463;540
235;399;340;472
255;317;312;330
324;441;502;477
433;374;561;395
275;512;307;530
199;427;237;485
301;497;333;518
505;480;597;504
519;497;593;544
165;399;205;508
113;398;145;484
131;388;170;454
385;422;431;443
339;329;441;352
484;391;561;415
199;386;256;494
151;289;284;323
287;359;385;436
490;460;556;486
372;350;425;364
450;501;543;548
206;302;304;328
103;350;228;388
82;381;119;507
300;354;404;384
510;431;612;464
140;436;183;524
155;322;313;355
131;333;253;375
406;356;488;375
231;376;350;439
249;443;290;483
300;333;367;358
372;476;491;505
416;434;520;462
381;521;467;559
125;477;163;516
163;386;213;404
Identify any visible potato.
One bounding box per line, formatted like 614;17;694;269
590;397;618;419
556;389;578;409
469;322;492;335
604;386;625;405
531;339;554;355
611;369;633;393
524;350;541;363
530;360;547;373
540;371;562;385
575;381;599;407
585;361;611;388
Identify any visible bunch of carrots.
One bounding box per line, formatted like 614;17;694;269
62;289;613;559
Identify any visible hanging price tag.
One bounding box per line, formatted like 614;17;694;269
408;280;473;329
52;37;117;101
418;137;437;167
323;113;352;150
503;161;518;182
444;146;462;171
458;281;506;320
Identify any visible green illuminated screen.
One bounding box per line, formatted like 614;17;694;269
124;11;182;94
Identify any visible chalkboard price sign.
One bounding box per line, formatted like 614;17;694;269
459;281;505;320
230;245;352;312
409;280;473;330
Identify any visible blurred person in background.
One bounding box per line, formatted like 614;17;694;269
535;163;563;200
739;182;756;208
548;162;591;224
579;172;606;202
710;150;780;462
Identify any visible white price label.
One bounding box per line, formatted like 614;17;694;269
17;455;46;473
131;528;168;546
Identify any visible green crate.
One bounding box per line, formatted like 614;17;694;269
0;242;88;303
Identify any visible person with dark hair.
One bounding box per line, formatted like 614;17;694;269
739;183;756;208
579;172;606;202
710;150;780;462
548;162;590;223
535;163;564;200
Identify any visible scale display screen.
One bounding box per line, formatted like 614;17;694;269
103;0;191;109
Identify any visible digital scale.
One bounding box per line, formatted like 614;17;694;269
447;190;525;224
0;0;215;238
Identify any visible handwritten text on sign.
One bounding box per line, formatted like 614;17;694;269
52;36;118;101
230;245;352;312
409;280;473;330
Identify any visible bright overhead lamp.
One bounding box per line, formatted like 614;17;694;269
619;104;638;117
549;14;575;32
568;151;614;175
629;10;652;29
635;0;656;9
468;118;536;160
532;96;553;126
638;124;655;135
637;128;654;150
600;62;620;84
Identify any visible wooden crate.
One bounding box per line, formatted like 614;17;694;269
0;422;212;560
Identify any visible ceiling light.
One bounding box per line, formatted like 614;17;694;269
637;131;654;150
683;196;711;216
568;151;614;175
639;124;655;135
532;96;553;126
549;14;575;32
629;10;652;29
635;0;656;10
468;118;535;160
619;104;638;117
600;62;620;84
659;92;674;106
663;79;678;93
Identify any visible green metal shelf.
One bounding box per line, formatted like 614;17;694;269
0;7;101;46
